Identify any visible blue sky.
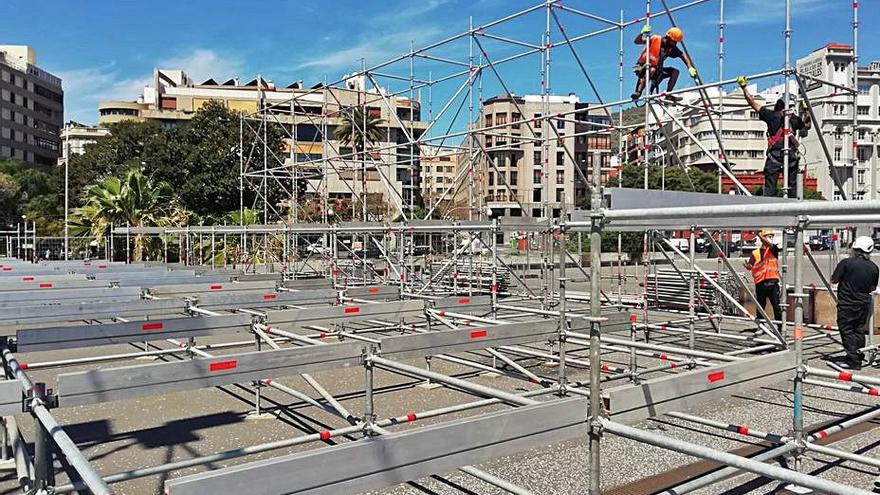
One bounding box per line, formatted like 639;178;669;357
3;0;877;128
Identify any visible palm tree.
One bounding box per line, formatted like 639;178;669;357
72;169;185;261
333;106;385;155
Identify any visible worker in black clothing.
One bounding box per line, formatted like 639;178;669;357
738;75;812;198
830;236;879;370
631;26;697;102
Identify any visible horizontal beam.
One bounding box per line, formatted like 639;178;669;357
164;397;589;495
604;351;796;424
17;314;253;352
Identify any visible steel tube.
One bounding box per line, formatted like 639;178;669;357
369;355;539;406
601;419;874;495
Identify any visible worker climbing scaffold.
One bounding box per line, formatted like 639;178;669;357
630;25;697;103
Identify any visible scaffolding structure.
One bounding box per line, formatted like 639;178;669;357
3;1;880;494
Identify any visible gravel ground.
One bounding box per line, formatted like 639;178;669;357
0;295;876;494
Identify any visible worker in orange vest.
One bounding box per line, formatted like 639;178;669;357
631;26;697;102
743;230;782;326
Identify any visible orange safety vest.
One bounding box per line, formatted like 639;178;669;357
637;35;663;67
750;246;780;284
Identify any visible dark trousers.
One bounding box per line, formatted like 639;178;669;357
763;151;799;199
837;303;870;365
755;280;782;323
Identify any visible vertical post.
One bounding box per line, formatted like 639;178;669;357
15;222;19;260
782;0;792;199
211;227;216;270
31;383;53;490
558;193;567;394
491;218;499;319
872;131;877;200
618;9;625;186
588;105;604;495
364;347;375;433
642;0;651;192
791;218;806;472
718;0;726;194
63;123;69;261
125;227;131;264
851;0;860;200
688;226;696;351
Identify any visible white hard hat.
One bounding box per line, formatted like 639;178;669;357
853;236;874;253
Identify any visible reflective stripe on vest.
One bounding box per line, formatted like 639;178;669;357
637;35;662;67
751;246;780;283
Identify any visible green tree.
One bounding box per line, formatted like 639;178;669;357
610;163;718;193
68;120;171;202
0;158;63;234
72;169;186;261
751;185;824;200
333;107;385;153
166;101;289;218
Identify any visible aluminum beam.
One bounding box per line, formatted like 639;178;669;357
605;350;796;424
164;397;588;495
16;314;253;352
57;341;365;407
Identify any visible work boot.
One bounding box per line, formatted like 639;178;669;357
664;93;682;103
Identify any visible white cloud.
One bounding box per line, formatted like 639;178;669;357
727;0;831;25
294;0;459;73
296;27;447;71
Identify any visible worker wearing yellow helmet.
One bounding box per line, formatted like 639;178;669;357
631;26;698;102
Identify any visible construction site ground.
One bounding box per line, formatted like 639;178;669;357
0;305;875;495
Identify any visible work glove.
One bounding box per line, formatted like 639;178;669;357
641;24;652;35
801;100;809;110
688;67;698;78
736;76;748;88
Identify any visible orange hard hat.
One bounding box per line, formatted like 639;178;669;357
666;27;683;42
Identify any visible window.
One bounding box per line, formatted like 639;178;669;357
858;129;867;140
834;62;847;73
556;170;565;184
556;151;564;166
555;189;563;202
510;172;518;186
495;113;507;126
858;82;872;95
533;150;541;165
485;114;493;127
833;104;846;116
858;106;869;116
556;118;565;130
0;70;8;82
35;137;58;152
533;170;542;184
488;172;494;186
858;147;869;162
511;113;521;129
858;169;866;185
834;147;842;161
533;190;541;202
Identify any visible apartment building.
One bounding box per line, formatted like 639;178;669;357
419;145;470;217
0;46;63;167
100;69;427;213
797;43;880;200
479;94;613;218
59;123;110;166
